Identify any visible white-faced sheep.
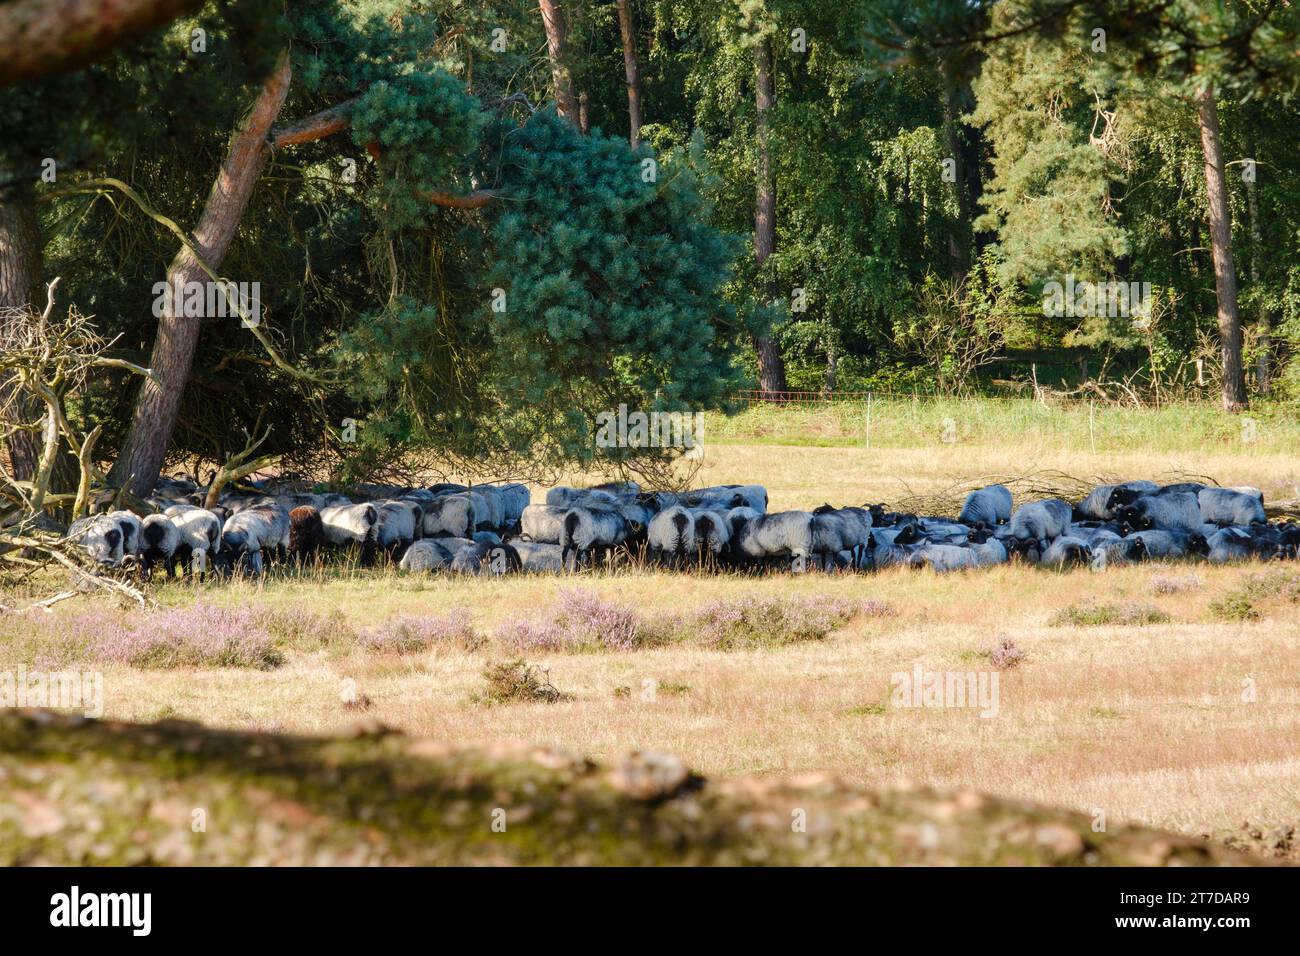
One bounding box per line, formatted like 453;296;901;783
958;484;1013;529
1197;488;1267;527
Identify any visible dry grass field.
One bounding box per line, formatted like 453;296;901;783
4;399;1300;850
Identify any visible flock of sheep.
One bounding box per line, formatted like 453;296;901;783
64;473;1299;579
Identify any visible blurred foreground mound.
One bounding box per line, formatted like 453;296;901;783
0;710;1266;866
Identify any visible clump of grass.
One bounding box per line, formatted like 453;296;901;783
262;605;357;652
1209;593;1259;622
96;604;284;669
843;702;887;717
1150;573;1202;595
1240;570;1300;603
360;609;481;654
1049;602;1171;627
497;588;641;652
478;658;567;704
987;636;1025;669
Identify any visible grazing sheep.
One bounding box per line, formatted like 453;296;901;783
376;500;423;560
219;504;290;573
561;506;629;567
139;513;181;577
105;510;143;563
1009;499;1072;545
520;504;567;545
288;506;324;564
511;541;565;573
163;505;223;575
648;506;694;565
1197;488;1267;527
1118;492;1203;536
958;484;1013;529
399;538;458;572
691;510;731;564
736;511;814;569
422;492;479;539
67;514;125;567
320;502;379;565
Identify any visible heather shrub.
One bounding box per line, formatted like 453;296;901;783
96;604;283;669
478;658;568;704
1049;603;1170;627
987;636;1025;669
1209;593;1259;622
360;609;480;654
497;588;643;652
1150;573;1202;595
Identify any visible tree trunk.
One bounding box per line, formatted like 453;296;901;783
1243;142;1270;394
616;0;643;147
0;178;44;480
941;72;970;283
109;51;292;497
752;36;787;394
1195;88;1247;411
538;0;580;126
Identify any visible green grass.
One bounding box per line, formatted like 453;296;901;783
703;397;1300;454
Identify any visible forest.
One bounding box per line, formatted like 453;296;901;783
1;0;1298;507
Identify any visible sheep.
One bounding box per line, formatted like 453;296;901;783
163;504;223;576
511;541;565;573
376;499;423;560
139;513;182;577
67;514;125;567
1197;488;1267;527
219;504;290;573
469;485;505;531
683;484;767;513
520;504;567;545
736;511;814;570
812;504;873;567
648;506;694;566
1040;535;1093;569
1205;527;1265;564
968;535;1009;567
1127;529;1209;560
811;510;851;570
690;510;731;565
1075;480;1157;520
487;483;531;529
320;502;379;565
909;543;977;573
1117;492;1203;536
1105;481;1201;513
398;538;459;572
288;506;324;565
1008;499;1072;545
105;510;143;563
958;484;1013;529
867;525;922;569
450;540;522;575
561;506;629;567
422;492;479;539
546;486;622;510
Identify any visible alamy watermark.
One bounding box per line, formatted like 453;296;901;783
891;665;999;718
595;404;704;450
152;279;261;327
1042;274;1151;319
0;665;103;718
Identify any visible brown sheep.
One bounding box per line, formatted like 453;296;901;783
289;505;324;565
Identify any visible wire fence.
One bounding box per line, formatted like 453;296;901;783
733;388;1274;410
